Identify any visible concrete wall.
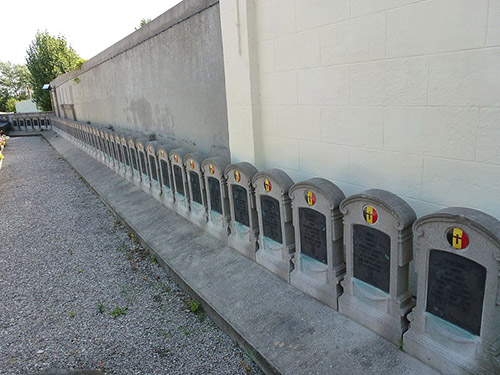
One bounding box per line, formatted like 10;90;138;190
51;0;229;157
220;0;500;221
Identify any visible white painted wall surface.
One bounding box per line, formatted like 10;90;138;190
220;0;500;220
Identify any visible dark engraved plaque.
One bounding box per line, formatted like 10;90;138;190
149;155;158;181
173;165;184;195
160;160;170;188
353;225;391;293
208;177;222;214
107;140;113;157
114;144;121;162
299;208;327;264
131;148;138;171
260;196;282;243
122;145;130;166
232;185;249;227
189;171;203;204
426;250;486;336
139;151;148;178
34;119;38;126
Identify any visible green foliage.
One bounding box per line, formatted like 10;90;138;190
25;31;85;111
0;61;31;112
109;306;128;319
135;18;152;30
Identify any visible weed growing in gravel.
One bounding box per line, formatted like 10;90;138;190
150;254;158;264
68;310;76;318
97;302;105;314
128;232;136;242
188;299;200;313
177;326;191;336
187;298;206;322
109;306;128;319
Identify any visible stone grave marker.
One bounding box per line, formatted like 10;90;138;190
146;141;161;201
404;207;500;375
120;134;132;181
157;144;175;209
170;148;190;218
289;178;345;310
105;130;117;170
136;138;151;194
338;189;416;345
127;135;141;187
253;169;295;281
185;152;208;229
201;156;231;244
114;133;124;176
225;162;259;260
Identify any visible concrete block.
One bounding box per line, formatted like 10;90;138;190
421;158;500;218
350;57;428;106
225;76;253;106
255;0;278;40
476;109;500;165
387;0;488;58
320;13;386;65
296;0;349;31
257;39;275;73
487;0;500;46
276;106;321;141
349;149;423;198
350;0;422;18
384;107;479;161
320;106;384;149
298;141;349;182
298;65;350;105
276;29;320;71
261;136;299;171
259;106;277;136
260;71;297;106
229;133;256;164
428;48;500;107
227;106;253;136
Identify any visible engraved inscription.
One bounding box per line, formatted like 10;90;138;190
260;196;282;244
131;148;138;171
299;208;327;264
149;155;158;181
160;160;170;188
122;145;130;166
353;224;391;293
426;250;486;336
208;177;222;214
140;151;148;178
173;165;184;196
232;185;249;227
189;171;203;204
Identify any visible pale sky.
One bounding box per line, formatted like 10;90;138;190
1;0;183;65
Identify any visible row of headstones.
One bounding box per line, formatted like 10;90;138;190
11;115;52;131
53;118;500;375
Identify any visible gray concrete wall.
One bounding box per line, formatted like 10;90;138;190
51;0;229;158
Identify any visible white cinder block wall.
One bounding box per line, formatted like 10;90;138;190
220;0;500;221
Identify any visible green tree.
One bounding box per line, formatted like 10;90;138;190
26;31;85;111
0;61;31;112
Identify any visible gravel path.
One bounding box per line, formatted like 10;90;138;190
0;136;263;375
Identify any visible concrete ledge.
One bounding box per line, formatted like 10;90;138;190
44;131;439;375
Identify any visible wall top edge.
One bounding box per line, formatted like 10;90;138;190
51;0;219;87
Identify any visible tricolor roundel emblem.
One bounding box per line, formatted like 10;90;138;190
363;206;378;224
234;170;241;183
447;227;469;250
264;179;272;192
305;190;316;206
209;164;215;175
161;150;165;158
190;160;195;169
174;154;178;163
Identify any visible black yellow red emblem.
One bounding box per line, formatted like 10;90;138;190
209;164;215;175
264;179;272;192
190;160;195;169
363;206;378;224
174;154;178;163
161;150;165;158
305;190;316;206
234;170;241;183
447;227;469;250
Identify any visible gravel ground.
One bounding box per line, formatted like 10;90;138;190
0;136;263;375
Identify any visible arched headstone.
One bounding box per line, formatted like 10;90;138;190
157;144;175;209
201;157;231;244
289;178;345;310
136;138;150;194
120;134;132;181
338;189;416;345
127;135;141;187
225;162;259;261
404;207;500;375
170;148;190;219
185;152;208;229
253;169;295;281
